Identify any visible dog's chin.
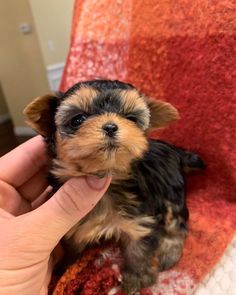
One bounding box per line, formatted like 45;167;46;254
105;139;119;151
89;137;147;173
81;143;135;177
54;136;147;180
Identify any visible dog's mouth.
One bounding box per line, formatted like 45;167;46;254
54;135;147;179
101;136;143;158
105;138;119;151
90;170;110;178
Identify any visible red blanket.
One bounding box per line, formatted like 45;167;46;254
54;1;236;294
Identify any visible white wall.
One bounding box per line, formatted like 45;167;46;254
29;0;74;66
0;0;50;129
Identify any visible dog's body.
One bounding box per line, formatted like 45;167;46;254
24;80;205;294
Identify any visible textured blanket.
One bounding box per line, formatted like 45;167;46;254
52;1;236;294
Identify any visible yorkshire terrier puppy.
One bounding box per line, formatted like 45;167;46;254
24;80;205;294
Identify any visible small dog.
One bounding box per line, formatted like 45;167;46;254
24;80;205;294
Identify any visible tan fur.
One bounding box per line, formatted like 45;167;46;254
165;206;174;227
66;193;155;248
24;86;178;137
53;113;148;179
150;255;160;275
164;205;179;233
164;202;187;235
55;87;98;126
157;203;187;270
157;234;184;269
23;83;183;293
64;86;99;110
146;99;179;131
119;89;150;130
23;94;56;136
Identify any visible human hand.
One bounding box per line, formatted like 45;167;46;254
0;136;111;295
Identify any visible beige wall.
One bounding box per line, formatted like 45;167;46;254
0;84;9;116
29;0;74;66
0;0;50;128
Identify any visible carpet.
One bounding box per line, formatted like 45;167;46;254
53;0;236;294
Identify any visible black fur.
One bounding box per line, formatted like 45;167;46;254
35;80;205;294
61;79;134;99
109;140;201;249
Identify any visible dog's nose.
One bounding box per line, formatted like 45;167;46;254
102;123;118;137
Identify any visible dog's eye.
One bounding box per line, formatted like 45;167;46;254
126;115;137;123
70;114;88;128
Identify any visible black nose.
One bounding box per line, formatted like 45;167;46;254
102;123;118;137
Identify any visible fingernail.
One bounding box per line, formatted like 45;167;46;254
86;176;109;190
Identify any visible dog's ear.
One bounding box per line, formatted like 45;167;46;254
146;99;179;131
23;94;59;137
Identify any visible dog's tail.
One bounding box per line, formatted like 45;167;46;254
176;148;206;173
153;140;206;173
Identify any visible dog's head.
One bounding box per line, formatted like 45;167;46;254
24;80;179;179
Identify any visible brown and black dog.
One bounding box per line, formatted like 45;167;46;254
24;79;205;294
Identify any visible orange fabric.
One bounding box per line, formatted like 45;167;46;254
56;1;236;294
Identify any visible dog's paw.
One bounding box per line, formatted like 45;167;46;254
122;272;141;295
121;271;156;294
141;272;157;288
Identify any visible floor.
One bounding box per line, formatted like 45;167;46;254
0;120;31;157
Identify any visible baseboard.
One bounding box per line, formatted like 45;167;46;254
47;62;65;92
0;113;11;124
14;126;36;137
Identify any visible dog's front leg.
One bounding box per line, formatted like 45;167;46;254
120;236;159;295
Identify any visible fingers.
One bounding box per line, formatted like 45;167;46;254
31;186;53;210
18;166;49;202
0;136;48;187
22;176;111;250
0;180;31;215
0;208;14;219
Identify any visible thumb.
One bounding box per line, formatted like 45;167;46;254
24;176;111;249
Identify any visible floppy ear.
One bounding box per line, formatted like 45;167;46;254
146;99;179;131
23;94;59;137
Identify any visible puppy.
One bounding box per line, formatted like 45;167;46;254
24;79;205;294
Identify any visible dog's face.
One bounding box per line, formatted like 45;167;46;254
24;80;179;178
